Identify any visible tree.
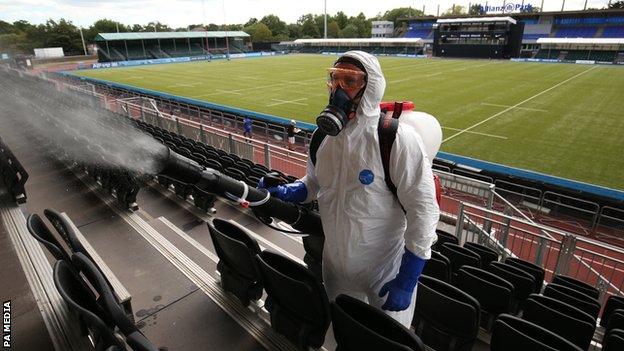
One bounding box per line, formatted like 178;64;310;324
243;22;272;42
85;19;127;43
609;1;624;9
286;23;302;39
244;18;258;27
346;12;371;38
442;5;467;16
469;4;485;15
327;21;340;38
298;14;320;38
260;15;287;38
334;11;349;30
520;5;541;13
382;7;424;25
0;20;13;34
341;24;358;38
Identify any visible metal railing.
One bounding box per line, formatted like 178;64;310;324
456;202;624;304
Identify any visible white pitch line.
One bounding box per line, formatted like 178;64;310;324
217;89;242;95
443;65;599;143
481;102;548;112
169;83;200;88
441;126;508;139
267;98;308;106
426;72;443;77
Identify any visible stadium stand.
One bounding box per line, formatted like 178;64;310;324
555;26;598;38
95;32;250;62
5;66;624;351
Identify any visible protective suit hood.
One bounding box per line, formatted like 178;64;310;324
340;51;386;122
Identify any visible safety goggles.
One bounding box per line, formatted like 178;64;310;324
326;67;367;91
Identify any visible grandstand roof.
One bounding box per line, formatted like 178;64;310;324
537;38;624;44
293;38;422;45
94;31;249;42
437;16;517;24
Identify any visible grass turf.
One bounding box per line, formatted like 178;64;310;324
71;54;624;190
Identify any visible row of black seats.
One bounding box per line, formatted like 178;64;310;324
26;208;159;351
133;119;325;281
424;230;624;350
208;218;425;351
0;136;29;204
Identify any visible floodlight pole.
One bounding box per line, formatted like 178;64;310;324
79;27;87;56
583;0;588;10
324;0;327;39
223;0;230;59
561;0;566;11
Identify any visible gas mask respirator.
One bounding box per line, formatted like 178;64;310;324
316;64;367;136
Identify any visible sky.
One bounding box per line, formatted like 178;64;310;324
0;0;615;28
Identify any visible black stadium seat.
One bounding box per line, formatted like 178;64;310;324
26;214;71;261
331;294;424;351
463;242;499;267
53;260;126;350
523;294;595;350
440;243;481;281
72;253;158;351
603;329;624;351
413;275;480;351
486;262;535;312
433;229;458;251
505;257;545;293
491;314;582;351
44;209;88;256
552;274;600;299
543;283;601;319
255;250;331;349
457;266;514;330
422;251;451;283
208;219;263;307
602;295;624;327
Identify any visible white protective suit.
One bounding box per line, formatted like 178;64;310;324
300;51;440;326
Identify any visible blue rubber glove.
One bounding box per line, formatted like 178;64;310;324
379;247;427;311
258;178;308;203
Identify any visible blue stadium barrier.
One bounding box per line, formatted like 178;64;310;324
437;152;624;202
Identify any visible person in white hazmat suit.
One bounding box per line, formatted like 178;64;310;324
259;51;439;327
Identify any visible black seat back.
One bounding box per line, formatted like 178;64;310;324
433;230;458;251
44;208;87;256
331;294;424;351
422;251;451;283
552;275;599;299
505;257;545;292
413;275;480;351
602;295;624;327
491;314;582;351
457;266;514;329
208;219;262;306
523;294;595;350
463;242;499;266
440;243;481;279
606;309;624;334
603;329;624;351
255;250;330;349
543;283;601;319
26;214;71;261
487;262;535;312
53;260;125;350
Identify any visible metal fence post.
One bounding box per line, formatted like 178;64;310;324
199;124;206;144
125;102;131;118
554;234;577;276
535;237;547;267
499;217;511;259
455;202;465;244
140;104;145;122
175;117;181;134
483;184;495;234
228;133;235;153
264;143;271;169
